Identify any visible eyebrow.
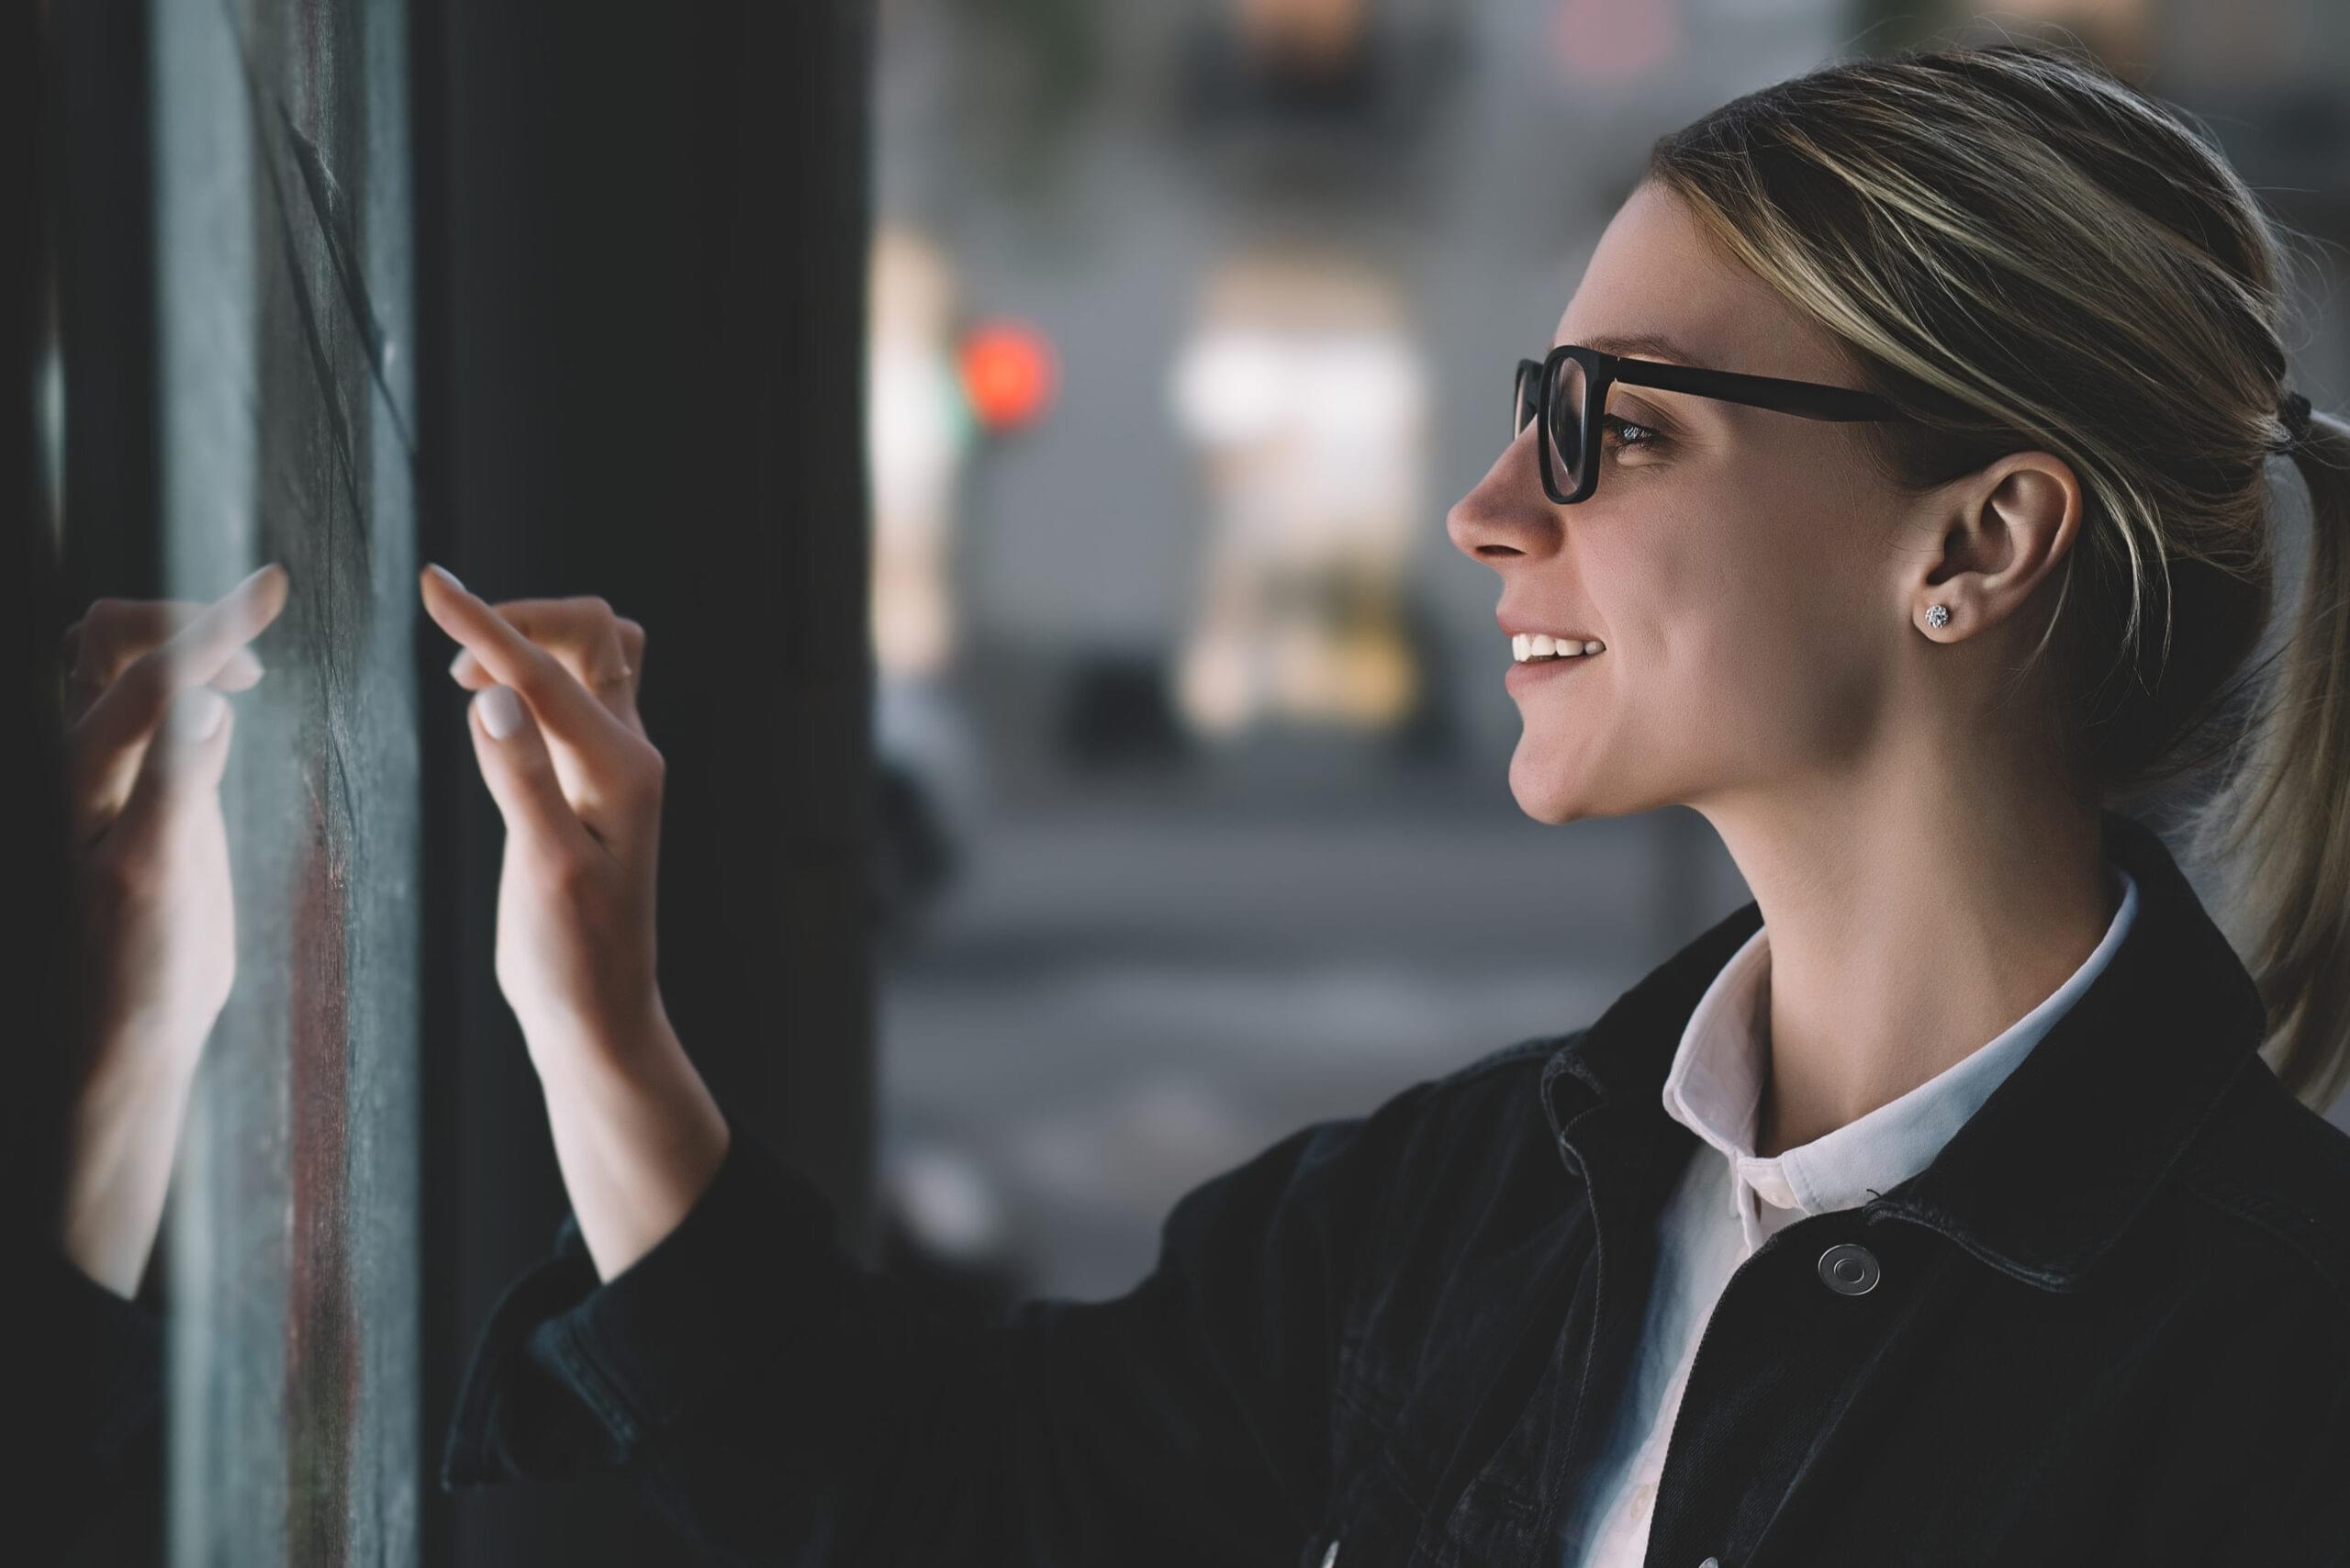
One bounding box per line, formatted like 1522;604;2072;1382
1567;330;1734;426
1574;330;1705;364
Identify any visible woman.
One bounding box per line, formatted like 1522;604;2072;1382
425;38;2350;1566
50;33;2350;1568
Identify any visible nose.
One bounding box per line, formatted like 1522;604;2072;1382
1446;425;1560;570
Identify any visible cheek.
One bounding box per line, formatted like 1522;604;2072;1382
1594;506;1884;766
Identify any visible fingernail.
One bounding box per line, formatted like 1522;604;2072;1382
476;685;523;740
427;563;466;594
165;687;227;743
449;648;475;680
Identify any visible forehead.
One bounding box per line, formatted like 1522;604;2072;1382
1553;181;1854;386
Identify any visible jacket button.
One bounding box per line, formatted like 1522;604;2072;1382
1818;1242;1881;1295
1320;1540;1340;1568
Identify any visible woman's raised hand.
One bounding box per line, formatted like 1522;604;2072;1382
59;563;287;1296
420;565;665;1052
419;564;728;1280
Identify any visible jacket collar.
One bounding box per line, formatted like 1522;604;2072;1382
1538;807;2271;1292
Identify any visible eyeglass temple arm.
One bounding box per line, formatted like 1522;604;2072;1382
1608;356;1906;422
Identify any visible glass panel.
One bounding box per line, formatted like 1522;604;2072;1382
150;1;420;1562
1515;360;1542;439
1550;353;1588;493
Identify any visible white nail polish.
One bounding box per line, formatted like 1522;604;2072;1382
428;563;466;594
476;685;523;739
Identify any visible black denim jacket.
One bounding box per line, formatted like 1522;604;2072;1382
28;1248;163;1563
437;807;2350;1566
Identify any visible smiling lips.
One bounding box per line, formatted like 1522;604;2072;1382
1511;633;1605;662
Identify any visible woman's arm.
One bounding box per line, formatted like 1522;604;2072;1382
418;565;1428;1562
57;567;286;1295
420;565;726;1281
30;569;286;1562
442;1076;1430;1565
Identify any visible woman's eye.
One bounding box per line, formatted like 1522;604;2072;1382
1602;413;1662;452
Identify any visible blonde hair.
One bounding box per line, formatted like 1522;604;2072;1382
1647;33;2350;1115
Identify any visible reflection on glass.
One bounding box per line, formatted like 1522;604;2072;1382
59;567;289;1299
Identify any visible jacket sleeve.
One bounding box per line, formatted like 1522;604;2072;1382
441;1087;1433;1567
2148;1279;2350;1567
2253;1356;2350;1566
26;1249;164;1565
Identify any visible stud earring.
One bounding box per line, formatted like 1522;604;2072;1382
1925;603;1950;632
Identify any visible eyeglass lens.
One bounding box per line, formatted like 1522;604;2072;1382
1513;355;1590;497
1547;354;1587;495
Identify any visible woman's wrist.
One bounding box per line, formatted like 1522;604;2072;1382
526;997;732;1281
59;1033;205;1298
518;983;667;1081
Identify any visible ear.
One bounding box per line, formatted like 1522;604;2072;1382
1908;449;2083;642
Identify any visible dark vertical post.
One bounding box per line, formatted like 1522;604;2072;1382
690;0;880;1261
47;0;160;607
10;0;65;1299
412;3;877;1561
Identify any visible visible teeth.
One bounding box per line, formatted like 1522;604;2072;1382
1512;633;1606;662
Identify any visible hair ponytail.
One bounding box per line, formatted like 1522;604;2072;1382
2187;405;2350;1115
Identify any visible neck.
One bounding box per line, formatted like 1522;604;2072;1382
1704;773;2116;1160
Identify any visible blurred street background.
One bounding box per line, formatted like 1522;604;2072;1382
860;0;2350;1306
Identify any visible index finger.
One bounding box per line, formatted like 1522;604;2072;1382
161;562;290;670
65;601;264;719
65;563;290;834
418;565;631;753
73;566;288;742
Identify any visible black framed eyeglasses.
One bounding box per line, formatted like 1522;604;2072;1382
1512;343;1913;505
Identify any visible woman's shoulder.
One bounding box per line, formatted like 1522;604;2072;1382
2169;1055;2350;1305
1430;1028;1584;1091
1384;1027;1586;1138
1333;1028;1590;1185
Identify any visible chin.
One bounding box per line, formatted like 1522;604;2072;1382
1507;735;1659;826
1507;748;1588;826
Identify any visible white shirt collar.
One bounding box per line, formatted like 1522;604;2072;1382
1661;861;2140;1251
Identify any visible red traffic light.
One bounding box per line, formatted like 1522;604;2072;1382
957;319;1058;431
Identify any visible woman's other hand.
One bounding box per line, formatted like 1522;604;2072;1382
420;564;728;1280
59;563;288;1297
